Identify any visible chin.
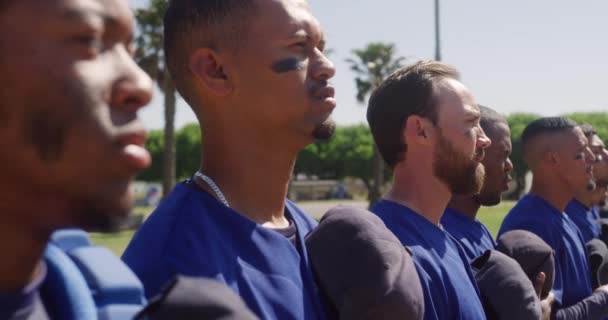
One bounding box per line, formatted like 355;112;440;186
311;118;336;141
477;193;502;207
68;185;134;232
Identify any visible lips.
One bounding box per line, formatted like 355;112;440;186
115;129;151;171
312;85;336;111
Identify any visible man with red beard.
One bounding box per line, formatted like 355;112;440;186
499;117;608;319
368;60;491;320
442;105;512;262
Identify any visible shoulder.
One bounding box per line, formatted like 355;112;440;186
285;200;318;234
122;183;209;275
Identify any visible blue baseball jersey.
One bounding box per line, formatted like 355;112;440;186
122;181;326;320
371;200;487;320
498;194;592;309
0;265;48;320
441;207;497;262
565;199;600;244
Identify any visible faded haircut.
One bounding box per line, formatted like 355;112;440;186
164;0;258;105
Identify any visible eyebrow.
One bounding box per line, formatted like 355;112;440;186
288;27;325;47
60;7;121;29
465;111;481;120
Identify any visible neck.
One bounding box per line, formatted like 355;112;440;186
447;195;481;220
0;218;48;292
200;130;302;228
573;188;594;208
529;174;572;212
386;164;451;225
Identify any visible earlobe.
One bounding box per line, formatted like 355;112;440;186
189;48;233;96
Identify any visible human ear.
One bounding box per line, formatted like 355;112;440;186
189;48;233;96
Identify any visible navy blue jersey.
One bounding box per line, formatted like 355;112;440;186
122;181;326;320
0;265;48;320
441;208;497;262
566;199;600;244
498;194;592;309
371;200;486;320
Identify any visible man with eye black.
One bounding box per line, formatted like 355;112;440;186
122;0;336;319
499;117;608;319
0;0;154;318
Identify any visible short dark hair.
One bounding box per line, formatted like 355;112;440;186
521;117;578;151
579;123;597;139
367;60;460;168
164;0;257;104
479;105;507;134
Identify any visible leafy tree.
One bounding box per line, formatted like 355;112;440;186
565;112;608;141
138;129;164;182
346;43;404;206
176;124;202;180
506;113;540;198
134;0;176;197
295;124;378;192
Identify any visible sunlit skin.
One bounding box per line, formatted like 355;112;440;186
589;135;608;183
0;0;152;291
386;78;491;225
448;122;513;219
527;127;595;213
187;0;336;228
574;133;608;207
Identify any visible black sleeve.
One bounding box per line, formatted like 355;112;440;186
553;290;608;320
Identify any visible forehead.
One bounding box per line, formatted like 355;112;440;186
564;127;587;149
435;78;478;120
8;0;132;29
252;0;322;40
487;123;512;147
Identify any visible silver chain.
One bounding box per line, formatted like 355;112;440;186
194;171;230;207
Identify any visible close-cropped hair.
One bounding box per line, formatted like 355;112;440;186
163;0;257;104
479;105;507;134
367;60;460;168
521;117;578;148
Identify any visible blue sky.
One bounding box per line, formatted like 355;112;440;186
131;0;608;130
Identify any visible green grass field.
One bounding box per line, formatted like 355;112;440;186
90;200;515;256
476;200;514;237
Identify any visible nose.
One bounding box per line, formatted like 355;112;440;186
505;157;514;173
310;49;336;81
476;126;492;150
585;147;596;164
601;149;608;163
110;48;153;112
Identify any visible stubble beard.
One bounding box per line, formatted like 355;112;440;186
312;118;336;141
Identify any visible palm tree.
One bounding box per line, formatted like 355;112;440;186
134;0;176;197
346;43;405;207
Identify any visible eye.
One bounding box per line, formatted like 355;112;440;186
73;34;105;56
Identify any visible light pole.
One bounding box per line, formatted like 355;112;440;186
434;0;442;61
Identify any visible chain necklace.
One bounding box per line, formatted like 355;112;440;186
194;171;230;207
